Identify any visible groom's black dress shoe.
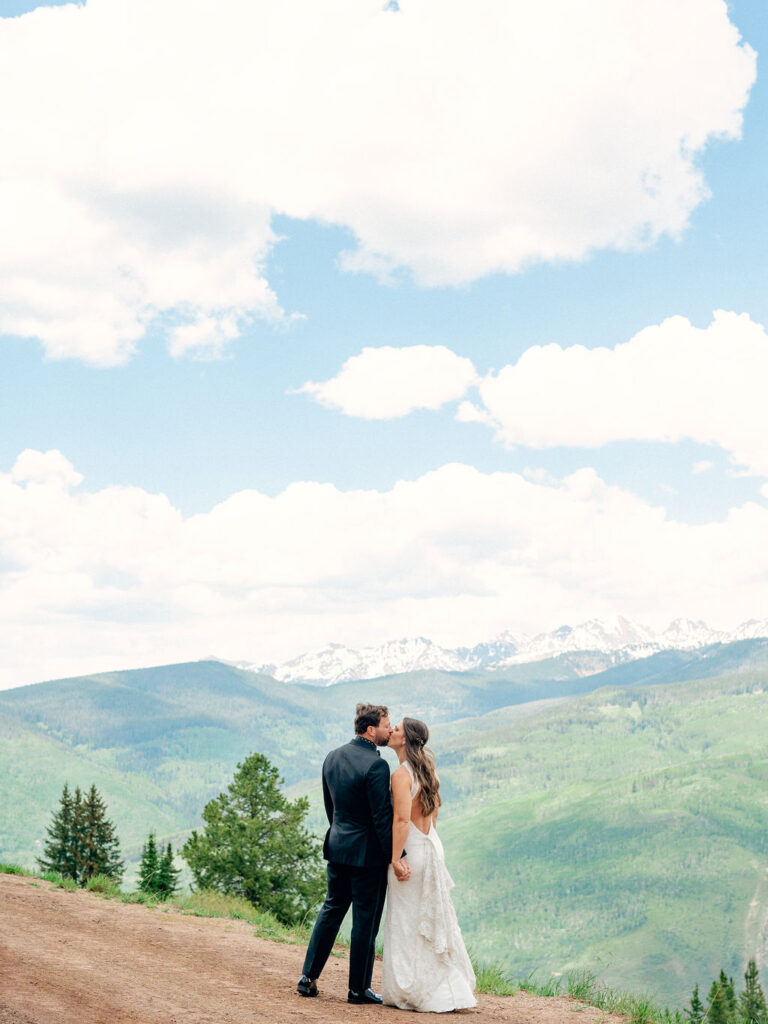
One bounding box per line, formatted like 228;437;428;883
348;988;383;1005
297;975;318;997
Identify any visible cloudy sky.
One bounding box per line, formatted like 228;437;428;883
1;0;766;689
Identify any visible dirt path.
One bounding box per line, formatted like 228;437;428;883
0;874;623;1024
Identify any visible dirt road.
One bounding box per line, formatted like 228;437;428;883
0;873;622;1024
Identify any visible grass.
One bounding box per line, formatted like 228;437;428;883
38;869;79;892
518;968;686;1024
166;889;314;944
471;957;518;996
86;873;123;898
0;861;29;875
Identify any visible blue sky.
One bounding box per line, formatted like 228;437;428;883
1;0;766;687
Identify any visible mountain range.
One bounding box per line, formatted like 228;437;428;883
248;616;768;684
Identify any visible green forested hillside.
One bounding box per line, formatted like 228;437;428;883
434;673;768;1005
0;661;337;865
0;649;662;864
2;643;768;1006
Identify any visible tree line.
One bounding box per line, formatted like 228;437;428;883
37;751;324;922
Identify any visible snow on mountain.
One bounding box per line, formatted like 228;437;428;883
660;618;727;649
249;638;474;685
728;618;768;641
249;617;768;685
497;616;658;665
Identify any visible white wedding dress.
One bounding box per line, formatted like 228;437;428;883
381;762;477;1012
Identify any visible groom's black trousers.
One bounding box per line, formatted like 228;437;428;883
302;861;388;993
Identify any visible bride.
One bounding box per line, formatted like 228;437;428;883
382;717;477;1012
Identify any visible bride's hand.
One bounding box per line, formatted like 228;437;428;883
392;857;410;881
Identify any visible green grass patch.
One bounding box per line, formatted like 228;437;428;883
165;890;314;945
518;971;563;997
472;958;517;996
86;874;123;898
36;869;79;892
0;862;32;876
119;889;159;905
522;968;687;1024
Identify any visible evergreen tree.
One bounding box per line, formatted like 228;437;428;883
80;785;124;884
686;983;705;1024
724;971;738;1022
138;831;160;894
183;752;325;924
708;973;733;1024
739;960;768;1024
37;783;80;879
156;842;181;900
36;783;123;885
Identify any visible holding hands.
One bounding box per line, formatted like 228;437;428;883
392;856;410;882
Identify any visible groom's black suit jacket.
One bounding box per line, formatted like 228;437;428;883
322;736;393;868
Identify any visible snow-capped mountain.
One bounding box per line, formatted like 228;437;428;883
502;618;657;664
254;637;477;684
728;618;768;641
248;616;768;686
498;617;727;666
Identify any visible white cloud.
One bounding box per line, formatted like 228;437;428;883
3;450;768;689
297;345;478;418
693;460;714;475
11;449;83;489
455;401;493;426
167;314;241;361
472;311;768;477
0;0;755;363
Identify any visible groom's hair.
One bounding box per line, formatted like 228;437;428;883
354;703;389;734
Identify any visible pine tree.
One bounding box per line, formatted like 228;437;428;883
739;960;768;1024
156;842;181;900
686;983;705;1024
80;785;124;884
708;973;733;1024
37;783;123;885
37;783;79;879
138;831;160;895
724;971;737;1022
183;752;325;924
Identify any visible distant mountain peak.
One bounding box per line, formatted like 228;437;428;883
247;617;768;686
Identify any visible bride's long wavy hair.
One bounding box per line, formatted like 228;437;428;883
403;717;441;818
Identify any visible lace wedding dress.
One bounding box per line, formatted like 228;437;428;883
381;762;477;1012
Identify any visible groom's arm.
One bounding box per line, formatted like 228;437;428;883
366;758;395;861
322;766;334;826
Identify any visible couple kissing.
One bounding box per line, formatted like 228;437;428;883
298;702;476;1012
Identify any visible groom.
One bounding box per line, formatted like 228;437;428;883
297;703;408;1004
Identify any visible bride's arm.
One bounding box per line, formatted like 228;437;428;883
391;767;411;879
